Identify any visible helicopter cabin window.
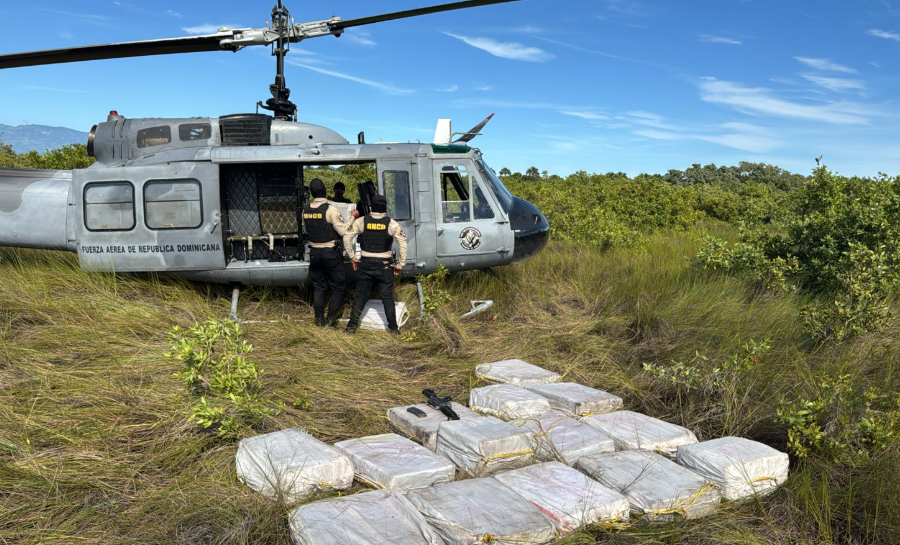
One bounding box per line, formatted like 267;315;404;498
472;175;495;220
382;171;411;221
179;123;211;141
137;126;172;148
440;165;471;223
84;182;135;231
144;180;202;229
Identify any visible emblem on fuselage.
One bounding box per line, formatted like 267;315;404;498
460;227;482;250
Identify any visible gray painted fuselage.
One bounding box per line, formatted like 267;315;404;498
0;115;549;286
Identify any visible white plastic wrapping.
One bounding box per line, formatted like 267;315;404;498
580;410;698;458
235;428;353;504
524;382;623;416
406;478;558;545
289;489;445;545
576;450;721;522
387;402;480;451
493;462;630;533
676;436;789;500
474;359;561;386
469;384;552;421
333;433;456;493
356;301;410;330
435;416;534;477
512;410;615;466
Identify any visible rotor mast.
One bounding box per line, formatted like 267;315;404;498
261;1;297;121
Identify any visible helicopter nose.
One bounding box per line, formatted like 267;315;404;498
509;196;550;263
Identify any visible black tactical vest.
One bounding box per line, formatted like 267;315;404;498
360;216;393;253
302;202;339;244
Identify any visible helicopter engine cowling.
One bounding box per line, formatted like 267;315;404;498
0;168;73;251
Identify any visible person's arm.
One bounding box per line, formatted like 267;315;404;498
326;205;353;237
343;218;363;268
389;220;408;271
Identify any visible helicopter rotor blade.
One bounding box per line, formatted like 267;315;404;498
330;0;521;31
0;33;244;70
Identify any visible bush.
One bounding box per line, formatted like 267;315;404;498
167;319;277;438
693;166;900;340
776;374;900;465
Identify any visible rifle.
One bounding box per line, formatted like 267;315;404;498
356;182;372;217
422;389;460;421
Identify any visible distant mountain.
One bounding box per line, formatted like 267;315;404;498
0;124;89;154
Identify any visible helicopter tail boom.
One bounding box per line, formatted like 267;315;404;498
0;169;73;251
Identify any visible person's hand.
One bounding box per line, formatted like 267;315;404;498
351;259;360;271
392;264;402;276
350;209;360;218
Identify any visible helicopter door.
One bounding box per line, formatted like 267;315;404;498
74;163;225;272
377;158;416;267
433;159;507;268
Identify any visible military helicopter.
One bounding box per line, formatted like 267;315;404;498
0;0;550;294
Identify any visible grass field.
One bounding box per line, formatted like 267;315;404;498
1;231;898;544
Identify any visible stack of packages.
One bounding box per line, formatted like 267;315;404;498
234;358;790;544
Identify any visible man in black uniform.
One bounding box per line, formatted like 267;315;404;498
356;180;377;215
330;182;352;204
343;194;408;335
303;179;354;327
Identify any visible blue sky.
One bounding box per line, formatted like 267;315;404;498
1;0;899;177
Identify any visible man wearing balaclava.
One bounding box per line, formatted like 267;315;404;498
302;178;354;327
342;194;407;334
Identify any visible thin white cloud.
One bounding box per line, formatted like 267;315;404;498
23;85;84;93
59;31;74;39
699;35;743;45
343;31;376;47
698;78;870;125
41;8;107;21
868;29;900;42
794;57;856;73
182;24;241;35
634;122;779;153
474;84;493;91
595;15;648;29
435;85;459;93
869;60;881;68
626;110;678;130
559;110;608;121
287;60;413;95
801;74;866;92
444;32;554;62
167;10;182;18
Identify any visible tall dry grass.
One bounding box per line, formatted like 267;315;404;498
1;232;898;544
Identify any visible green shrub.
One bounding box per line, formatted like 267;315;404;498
776;374;900;465
167;319;276;438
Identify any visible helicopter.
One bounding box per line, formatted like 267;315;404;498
0;0;550;293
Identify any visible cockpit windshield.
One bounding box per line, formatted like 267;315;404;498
476;159;513;214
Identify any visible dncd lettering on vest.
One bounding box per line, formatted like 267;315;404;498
365;222;387;231
361;216;393;253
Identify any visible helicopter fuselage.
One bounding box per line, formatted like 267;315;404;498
0;113;549;286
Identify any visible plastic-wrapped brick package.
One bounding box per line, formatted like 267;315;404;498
406;478;558;545
289;489;445;545
469;384;553;421
580;410;698;458
333;433;456;493
235;428;353;504
676;436;789;500
474;359;561;386
512;410;615;466
435;416;534;477
523;382;623;416
387;402;480;451
493;462;630;533
576;450;721;522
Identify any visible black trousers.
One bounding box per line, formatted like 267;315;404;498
309;246;346;323
348;257;398;330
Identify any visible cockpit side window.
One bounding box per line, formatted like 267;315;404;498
179;123;211;141
440;165;471;223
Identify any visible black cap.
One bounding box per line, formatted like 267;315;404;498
310;178;326;198
371;194;387;213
